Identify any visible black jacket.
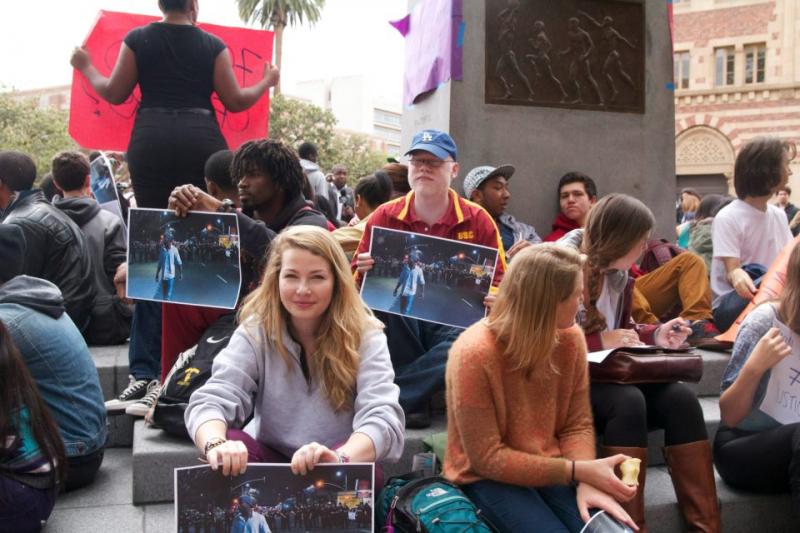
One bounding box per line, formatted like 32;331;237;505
1;190;96;334
53;196;131;345
238;195;329;296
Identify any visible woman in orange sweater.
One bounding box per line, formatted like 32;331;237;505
444;244;638;532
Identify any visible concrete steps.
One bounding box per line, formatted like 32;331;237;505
89;344;796;532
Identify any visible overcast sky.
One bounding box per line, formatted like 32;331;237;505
0;0;407;106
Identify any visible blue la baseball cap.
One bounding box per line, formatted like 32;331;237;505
405;129;458;161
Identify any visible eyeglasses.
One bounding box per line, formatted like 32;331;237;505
406;157;455;169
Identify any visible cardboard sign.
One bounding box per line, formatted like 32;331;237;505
759;318;800;424
69;10;273;151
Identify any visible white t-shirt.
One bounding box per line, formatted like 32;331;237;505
161;246;182;281
402;265;425;296
710;199;792;306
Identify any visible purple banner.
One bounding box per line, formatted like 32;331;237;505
399;0;463;107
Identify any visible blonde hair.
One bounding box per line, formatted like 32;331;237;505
485;244;585;376
681;194;700;213
779;243;800;334
581;194;654;334
238;226;382;412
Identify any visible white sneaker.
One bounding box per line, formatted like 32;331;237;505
105;375;151;413
125;380;162;417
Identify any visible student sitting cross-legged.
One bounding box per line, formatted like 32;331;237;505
715;241;800;517
444;244;638;532
185;226;404;482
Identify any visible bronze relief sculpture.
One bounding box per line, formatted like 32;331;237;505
486;0;645;113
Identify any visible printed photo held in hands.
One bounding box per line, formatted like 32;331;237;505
126;208;241;309
360;227;499;329
175;463;374;532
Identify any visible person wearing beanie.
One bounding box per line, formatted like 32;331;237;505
463;164;541;261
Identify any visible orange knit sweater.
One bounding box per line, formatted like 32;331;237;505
443;321;596;487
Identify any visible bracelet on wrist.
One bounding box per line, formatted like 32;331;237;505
203;437;227;457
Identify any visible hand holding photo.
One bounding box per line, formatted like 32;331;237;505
126;208;242;309
360;227;499;329
175;463;375;532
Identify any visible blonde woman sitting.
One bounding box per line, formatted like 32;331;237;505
444;244;638;532
185;226;404;482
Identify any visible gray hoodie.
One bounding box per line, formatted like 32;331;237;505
0;275;65;319
300;159;330;203
185;321;405;462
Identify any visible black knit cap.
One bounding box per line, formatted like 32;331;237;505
0;224;26;283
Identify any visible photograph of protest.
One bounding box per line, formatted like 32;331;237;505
90;152;124;221
175;463;375;533
361;227;499;328
126;208;242;309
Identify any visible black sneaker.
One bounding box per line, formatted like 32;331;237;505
125;380;162;417
105;375;151;413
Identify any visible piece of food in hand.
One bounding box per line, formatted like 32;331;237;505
620;458;641;486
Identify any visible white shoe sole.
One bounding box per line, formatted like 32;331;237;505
125;403;153;417
106;399;142;413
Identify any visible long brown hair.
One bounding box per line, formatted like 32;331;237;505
581;194;655;334
486;244;585;377
778;243;800;334
0;320;66;489
238;226;382;412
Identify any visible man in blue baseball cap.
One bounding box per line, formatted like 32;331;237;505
352;129;506;427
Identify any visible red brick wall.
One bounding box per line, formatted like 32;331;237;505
674;2;775;44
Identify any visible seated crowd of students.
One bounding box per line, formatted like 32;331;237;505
0;131;798;533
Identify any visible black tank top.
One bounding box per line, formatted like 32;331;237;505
124;22;226;111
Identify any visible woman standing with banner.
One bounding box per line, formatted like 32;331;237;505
70;0;278;418
70;0;279;209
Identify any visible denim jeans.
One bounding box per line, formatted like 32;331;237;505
128;301;162;381
161;278;175;300
400;293;415;314
462;479;584;533
712;263;767;332
376;312;460;414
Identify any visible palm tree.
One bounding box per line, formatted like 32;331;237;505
236;0;326;95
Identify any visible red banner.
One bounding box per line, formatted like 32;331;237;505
69;10;274;151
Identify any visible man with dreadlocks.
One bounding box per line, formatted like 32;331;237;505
113;139;330;417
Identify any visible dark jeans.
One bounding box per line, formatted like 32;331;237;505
591;382;707;447
376;312;460;414
462;479;584;533
127;110;227;209
64;448;105;492
712;263;768;332
714;424;800;515
129;301;162;381
0;475;56;533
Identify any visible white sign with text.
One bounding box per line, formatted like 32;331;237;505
759;319;800;424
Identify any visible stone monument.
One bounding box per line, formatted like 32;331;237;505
401;0;676;238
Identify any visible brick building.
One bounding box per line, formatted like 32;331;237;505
673;0;800;198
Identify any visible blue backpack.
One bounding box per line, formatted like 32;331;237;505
378;473;496;533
